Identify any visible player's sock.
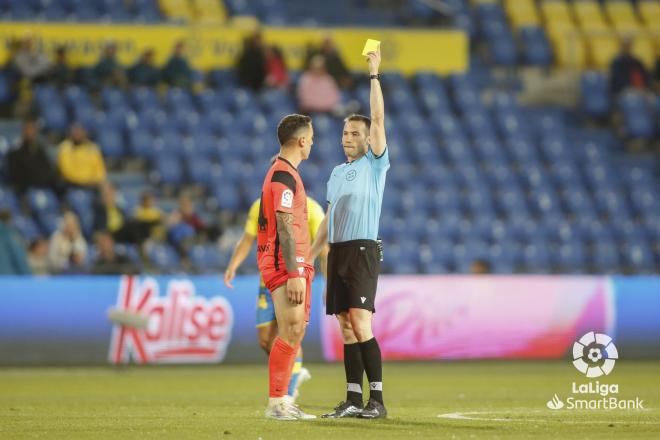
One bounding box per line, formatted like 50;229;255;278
287;356;303;396
269;337;298;398
358;337;383;405
344;342;364;406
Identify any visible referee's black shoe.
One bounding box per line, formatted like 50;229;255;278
358;399;387;419
321;401;362;418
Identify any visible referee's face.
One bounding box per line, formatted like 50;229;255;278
342;121;369;161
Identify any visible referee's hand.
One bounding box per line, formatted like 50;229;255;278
286;277;306;305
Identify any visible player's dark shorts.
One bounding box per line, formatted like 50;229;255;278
326;239;380;315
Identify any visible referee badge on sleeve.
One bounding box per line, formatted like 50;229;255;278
281;189;293;208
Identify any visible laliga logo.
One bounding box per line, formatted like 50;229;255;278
572;331;618;378
109;276;233;364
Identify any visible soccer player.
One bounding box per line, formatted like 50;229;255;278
224;185;327;401
311;47;390;419
257;114;316;420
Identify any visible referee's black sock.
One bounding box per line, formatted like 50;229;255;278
359;337;383;405
344;343;364;406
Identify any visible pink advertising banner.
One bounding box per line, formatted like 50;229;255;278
321;276;614;361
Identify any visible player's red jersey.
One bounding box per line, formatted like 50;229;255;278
257;157;312;277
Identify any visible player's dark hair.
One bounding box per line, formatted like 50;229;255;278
344;114;371;134
277;114;312;146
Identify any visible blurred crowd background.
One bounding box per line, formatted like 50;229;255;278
0;0;658;277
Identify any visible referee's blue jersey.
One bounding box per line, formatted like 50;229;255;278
326;146;390;243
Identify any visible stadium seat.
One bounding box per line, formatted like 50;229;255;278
147;243;180;271
580;71;610;118
618;91;656;140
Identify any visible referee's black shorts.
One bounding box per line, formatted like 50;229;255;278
326;239;380;315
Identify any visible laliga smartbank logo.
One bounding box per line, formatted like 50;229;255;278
546;331;644;411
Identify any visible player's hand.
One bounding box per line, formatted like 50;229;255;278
286;277;306;305
224;267;236;289
366;46;381;75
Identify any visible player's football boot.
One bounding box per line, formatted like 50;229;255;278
265;399;316;420
358;399;387;419
320;401;363;418
291;367;312;402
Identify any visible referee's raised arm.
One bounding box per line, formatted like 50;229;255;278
367;48;386;156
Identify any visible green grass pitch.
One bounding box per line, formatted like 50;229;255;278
2;361;659;439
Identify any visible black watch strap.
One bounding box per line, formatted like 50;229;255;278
370;74;380;80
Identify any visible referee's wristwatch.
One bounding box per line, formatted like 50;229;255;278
370;74;380;80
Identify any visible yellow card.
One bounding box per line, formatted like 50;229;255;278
362;39;381;56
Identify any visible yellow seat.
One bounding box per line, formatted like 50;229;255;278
573;0;609;33
540;0;573;23
638;0;660;29
606;1;641;34
504;0;540;28
552;32;587;68
159;0;194;22
192;0;226;23
631;35;656;69
587;33;620;69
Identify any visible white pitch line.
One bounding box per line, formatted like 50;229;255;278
437;410;660;425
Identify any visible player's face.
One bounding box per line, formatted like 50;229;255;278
342;121;369;160
300;124;314;161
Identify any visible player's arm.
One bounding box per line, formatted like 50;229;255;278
223;232;255;288
317;244;328;279
367;46;386;156
276;211;306;305
310;209;329;262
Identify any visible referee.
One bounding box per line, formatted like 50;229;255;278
311;46;389;419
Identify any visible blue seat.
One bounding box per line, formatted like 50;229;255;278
96;128;125;159
27;188;59;215
11;213;41;242
189;244;225;272
148;243;180;271
520;27;552;67
618;91;655;140
581;71;610;118
65;188;93;223
152;155;183;186
0;186;20;215
165;88;194;111
130;86;160;111
128;127;156;159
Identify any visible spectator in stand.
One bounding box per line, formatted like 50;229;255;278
48;46;73;88
609;38;650;95
57;123;107;189
93;182;149;244
7;118;63;196
27;237;50;276
264;45;289;89
48;210;87;274
91;231;134;275
162;41;193;89
128;48;161;87
13;34;51;83
236;31;266;91
654;56;660;92
134;191;165;241
0;208;31;275
297;55;341;114
470;259;491;275
91;41;126;88
305;37;353;89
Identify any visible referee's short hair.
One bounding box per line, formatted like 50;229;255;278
277;114;312;146
344;114;371;135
